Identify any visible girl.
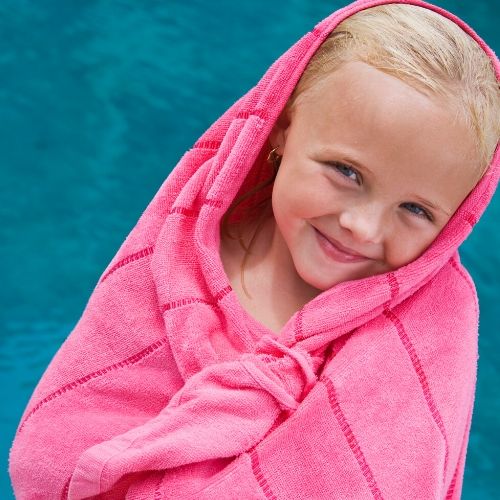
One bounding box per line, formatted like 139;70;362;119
9;0;500;498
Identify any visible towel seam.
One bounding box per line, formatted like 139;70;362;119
383;307;450;479
17;336;169;435
99;245;155;284
322;376;385;500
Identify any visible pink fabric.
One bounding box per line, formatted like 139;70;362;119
9;0;499;498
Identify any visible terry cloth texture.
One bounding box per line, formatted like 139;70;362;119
9;0;499;498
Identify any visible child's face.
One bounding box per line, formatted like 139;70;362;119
269;61;479;291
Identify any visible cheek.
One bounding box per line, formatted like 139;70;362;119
271;177;294;229
271;169;305;220
272;166;338;219
386;230;440;268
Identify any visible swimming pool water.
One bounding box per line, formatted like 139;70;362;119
1;1;498;497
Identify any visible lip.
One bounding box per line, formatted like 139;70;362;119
313;227;371;263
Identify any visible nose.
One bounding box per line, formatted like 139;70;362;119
338;202;385;245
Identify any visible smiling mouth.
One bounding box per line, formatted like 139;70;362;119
313;227;371;263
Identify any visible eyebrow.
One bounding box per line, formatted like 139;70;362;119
336;152;453;217
412;195;452;216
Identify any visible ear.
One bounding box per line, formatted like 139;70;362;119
268;107;292;155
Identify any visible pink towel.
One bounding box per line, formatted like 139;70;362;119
9;0;499;498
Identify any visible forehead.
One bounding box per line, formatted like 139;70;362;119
303;61;446;128
294;61;480;208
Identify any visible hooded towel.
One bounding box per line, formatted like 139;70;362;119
8;0;500;498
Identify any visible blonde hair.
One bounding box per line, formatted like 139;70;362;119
221;3;500;295
288;3;500;180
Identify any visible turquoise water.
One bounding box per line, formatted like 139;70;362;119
1;1;498;497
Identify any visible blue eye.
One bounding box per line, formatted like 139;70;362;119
327;161;434;222
330;162;361;184
402;203;433;221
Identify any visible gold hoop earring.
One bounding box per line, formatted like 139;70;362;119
266;146;282;173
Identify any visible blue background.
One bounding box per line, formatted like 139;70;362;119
1;1;498;497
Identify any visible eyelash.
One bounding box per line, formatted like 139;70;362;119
327;161;434;222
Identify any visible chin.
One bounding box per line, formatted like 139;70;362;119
293;262;348;292
296;260;383;291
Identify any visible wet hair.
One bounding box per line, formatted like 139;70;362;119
221;3;500;295
287;3;499;179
